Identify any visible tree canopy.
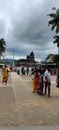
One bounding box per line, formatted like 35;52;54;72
0;38;6;59
48;7;59;34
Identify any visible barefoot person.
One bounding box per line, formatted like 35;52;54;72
44;67;51;97
2;65;9;85
32;68;39;93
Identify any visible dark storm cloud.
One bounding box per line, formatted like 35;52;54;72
10;0;55;47
0;0;59;60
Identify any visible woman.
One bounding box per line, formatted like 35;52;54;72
37;68;44;95
56;68;59;88
32;68;39;93
2;65;9;85
38;74;43;95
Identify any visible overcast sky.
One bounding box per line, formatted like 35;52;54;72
0;0;59;61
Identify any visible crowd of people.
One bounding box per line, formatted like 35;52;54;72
17;65;59;98
31;66;59;97
31;66;51;97
0;64;59;98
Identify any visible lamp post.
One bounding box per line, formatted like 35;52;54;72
13;49;15;68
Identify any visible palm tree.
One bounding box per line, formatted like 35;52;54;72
48;7;59;34
53;35;59;54
0;38;6;59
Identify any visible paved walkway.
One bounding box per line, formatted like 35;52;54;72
0;125;59;130
0;72;59;129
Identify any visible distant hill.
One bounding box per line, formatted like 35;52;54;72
5;59;17;66
0;59;17;66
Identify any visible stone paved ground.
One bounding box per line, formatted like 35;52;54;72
0;71;59;127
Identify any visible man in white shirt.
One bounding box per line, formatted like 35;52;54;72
44;67;51;97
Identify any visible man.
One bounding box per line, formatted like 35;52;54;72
44;67;51;97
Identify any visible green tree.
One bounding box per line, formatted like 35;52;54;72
48;7;59;34
53;35;59;55
0;38;6;59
